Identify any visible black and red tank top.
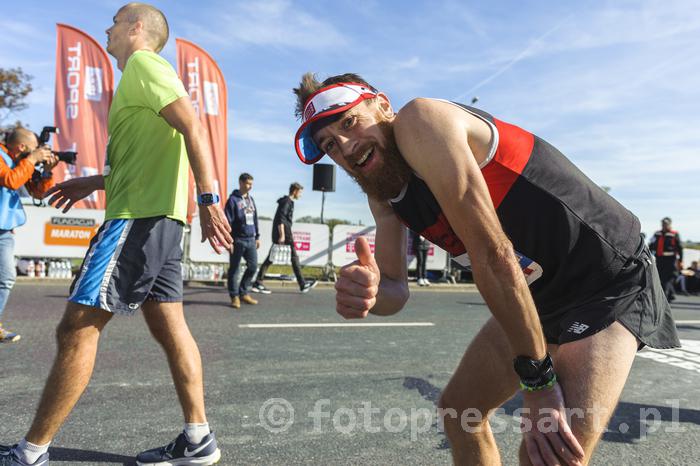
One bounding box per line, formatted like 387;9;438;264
389;102;641;315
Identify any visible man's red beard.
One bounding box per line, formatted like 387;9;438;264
345;120;412;201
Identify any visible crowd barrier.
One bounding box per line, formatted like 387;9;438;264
189;217;331;267
15;206;452;278
19;205;700;277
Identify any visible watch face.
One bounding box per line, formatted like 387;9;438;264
514;355;552;380
515;359;540;379
200;193;216;204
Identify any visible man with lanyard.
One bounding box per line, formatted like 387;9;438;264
291;73;680;465
224;172;261;309
649;217;683;302
253;182;318;294
1;4;231;466
0;128;57;342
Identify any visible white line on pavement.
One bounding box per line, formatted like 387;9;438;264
238;322;435;329
636;339;700;374
674;320;700;324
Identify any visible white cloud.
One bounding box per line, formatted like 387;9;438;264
231;119;293;145
2;20;53;48
543;0;700;52
183;0;348;50
392;56;421;70
452;12;575;101
0;20;55;68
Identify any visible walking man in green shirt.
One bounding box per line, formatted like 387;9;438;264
0;3;231;465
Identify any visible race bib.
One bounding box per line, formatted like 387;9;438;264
453;250;543;285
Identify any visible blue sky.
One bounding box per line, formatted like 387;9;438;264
2;0;699;239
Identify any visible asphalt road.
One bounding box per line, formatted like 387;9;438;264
1;282;698;465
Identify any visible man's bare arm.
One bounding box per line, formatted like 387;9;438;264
334;196;409;319
394;98;546;359
160;96;232;253
367;196;409;316
160;96;215;193
44;175;105;213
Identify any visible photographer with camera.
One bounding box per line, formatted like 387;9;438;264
0;127;58;342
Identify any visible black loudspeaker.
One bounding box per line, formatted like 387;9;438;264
312;163;336;192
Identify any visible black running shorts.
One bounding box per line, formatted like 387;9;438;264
68;216;184;315
540;237;681;349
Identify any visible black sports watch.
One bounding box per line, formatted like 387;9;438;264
197;192;220;206
513;353;557;391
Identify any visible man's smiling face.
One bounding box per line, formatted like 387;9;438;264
311;99;412;200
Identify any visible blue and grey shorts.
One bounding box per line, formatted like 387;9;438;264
69;216;184;315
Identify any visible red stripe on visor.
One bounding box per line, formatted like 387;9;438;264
294;82;378;164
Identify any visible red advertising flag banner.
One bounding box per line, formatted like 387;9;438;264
176;38;228;223
54;24;114;209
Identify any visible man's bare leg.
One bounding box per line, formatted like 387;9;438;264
142;300;207;423
439;317;520;465
519;321;638;465
25;302;113;444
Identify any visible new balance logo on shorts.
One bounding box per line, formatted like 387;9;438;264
567;322;590;334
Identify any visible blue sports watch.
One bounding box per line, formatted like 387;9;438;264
197;192;220;206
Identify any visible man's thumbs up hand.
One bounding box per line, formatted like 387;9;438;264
335;237;380;319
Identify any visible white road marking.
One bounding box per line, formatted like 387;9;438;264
238;322;435;329
674;320;700;325
636;339;700;374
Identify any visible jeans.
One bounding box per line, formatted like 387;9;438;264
228;238;258;297
414;248;428;280
656;256;677;300
0;230;17;322
257;241;306;290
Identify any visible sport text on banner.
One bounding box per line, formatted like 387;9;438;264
176;38;228;223
54;24;114;209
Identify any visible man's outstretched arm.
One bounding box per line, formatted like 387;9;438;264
394;98;546;359
367;197;409;316
334;196;409;319
44;175;105;213
160;96;232;254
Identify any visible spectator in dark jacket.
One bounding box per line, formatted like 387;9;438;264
649;217;683;302
254;182;317;293
410;230;431;286
224;173;260;308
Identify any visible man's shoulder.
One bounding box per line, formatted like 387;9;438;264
128;50;168;65
395;98;443;126
124;50;174;75
394;98;472;141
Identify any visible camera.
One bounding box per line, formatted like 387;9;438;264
37;126;78;165
17;126;78;182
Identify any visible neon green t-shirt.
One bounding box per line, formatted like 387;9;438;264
104;50;189;222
